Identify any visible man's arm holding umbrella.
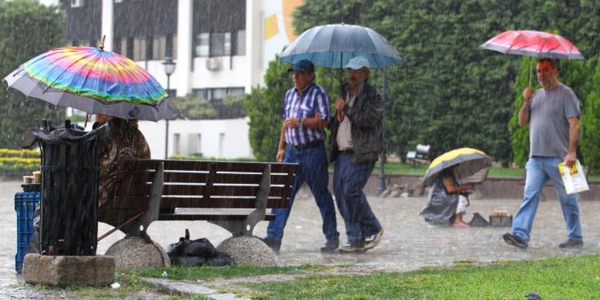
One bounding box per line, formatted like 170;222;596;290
518;87;532;127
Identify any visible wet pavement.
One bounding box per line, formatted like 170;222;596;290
1;180;599;298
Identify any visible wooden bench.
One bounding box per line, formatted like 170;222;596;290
102;159;298;239
460;168;489;186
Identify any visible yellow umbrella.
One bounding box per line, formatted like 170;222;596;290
422;147;493;187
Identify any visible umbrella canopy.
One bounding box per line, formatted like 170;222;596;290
422;147;493;187
481;30;584;60
3;46;179;121
280;23;404;68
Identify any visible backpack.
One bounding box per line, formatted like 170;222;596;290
167;229;233;267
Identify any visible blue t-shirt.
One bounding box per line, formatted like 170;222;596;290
529;83;580;158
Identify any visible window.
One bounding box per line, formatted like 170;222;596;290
133;36;146;60
195;33;209;57
224;32;231;56
117;38;126;56
210;33;225;56
71;0;83;8
196;134;202;155
195;31;243;57
172;35;178;59
219;133;225;157
174;133;181;155
236;30;245;55
193;87;244;102
153;36;166;60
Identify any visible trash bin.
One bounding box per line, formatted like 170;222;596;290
32;122;108;256
14;191;40;273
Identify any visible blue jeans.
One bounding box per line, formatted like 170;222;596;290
512;157;583;242
333;153;381;245
267;144;339;243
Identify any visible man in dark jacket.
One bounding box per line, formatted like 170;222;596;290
329;56;384;252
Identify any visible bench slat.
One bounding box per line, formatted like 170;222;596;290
160;197;288;209
160;211;276;221
161;184;292;197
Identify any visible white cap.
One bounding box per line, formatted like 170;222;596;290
345;56;370;70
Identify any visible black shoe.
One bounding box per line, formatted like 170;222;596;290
558;239;583;249
258;237;281;252
320;239;339;253
503;233;528;249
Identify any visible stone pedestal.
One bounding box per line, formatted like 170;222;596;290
22;254;115;286
217;236;276;266
105;237;170;270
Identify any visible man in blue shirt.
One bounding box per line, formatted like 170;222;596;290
262;59;339;252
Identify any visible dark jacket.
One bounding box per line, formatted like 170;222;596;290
329;81;383;163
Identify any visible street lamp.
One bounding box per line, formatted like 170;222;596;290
162;56;176;159
376;69;387;196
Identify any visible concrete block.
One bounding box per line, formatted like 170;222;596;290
22;254;115;286
217;236;276;266
105;236;170;270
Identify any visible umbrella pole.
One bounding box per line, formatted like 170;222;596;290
528;57;533;87
337;53;344;121
84;114;89;128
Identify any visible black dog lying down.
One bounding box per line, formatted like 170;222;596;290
167;229;233;267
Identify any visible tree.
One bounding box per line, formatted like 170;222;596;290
0;0;66;149
244;55;291;162
580;58;600;172
288;0;600;167
172;94;217;120
508;58;534;168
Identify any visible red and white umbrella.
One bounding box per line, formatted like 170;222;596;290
481;30;584;60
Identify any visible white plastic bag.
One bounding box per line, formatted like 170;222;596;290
558;160;589;195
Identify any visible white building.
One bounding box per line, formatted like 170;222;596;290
58;0;303;159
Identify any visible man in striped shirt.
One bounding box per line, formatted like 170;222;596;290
262;59;340;253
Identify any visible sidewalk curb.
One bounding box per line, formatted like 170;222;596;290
141;277;249;300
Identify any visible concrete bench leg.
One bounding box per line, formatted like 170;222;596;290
217;236;277;266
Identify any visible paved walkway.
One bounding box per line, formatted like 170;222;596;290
1;180;598;298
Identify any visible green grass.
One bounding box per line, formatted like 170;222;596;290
62;255;600;299
237;255;600;299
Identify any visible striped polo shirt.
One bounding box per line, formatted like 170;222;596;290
281;82;330;146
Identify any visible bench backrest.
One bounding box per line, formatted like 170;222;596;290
114;159;298;211
460;168;489;186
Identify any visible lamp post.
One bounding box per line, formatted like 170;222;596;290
376;69;387;196
162;56;176;159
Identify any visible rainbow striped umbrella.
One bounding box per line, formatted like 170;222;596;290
3;46;179;121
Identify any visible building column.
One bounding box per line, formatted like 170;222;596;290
176;0;193;96
101;0;114;51
246;0;263;92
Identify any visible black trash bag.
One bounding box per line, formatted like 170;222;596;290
167;229;233;267
468;212;490;227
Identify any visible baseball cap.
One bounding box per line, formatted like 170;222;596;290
288;59;315;73
345;56;370;70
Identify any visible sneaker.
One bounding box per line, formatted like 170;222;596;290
558;239;583;249
364;228;384;250
503;233;528;249
320;239;339;253
258;237;281;252
338;242;366;253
